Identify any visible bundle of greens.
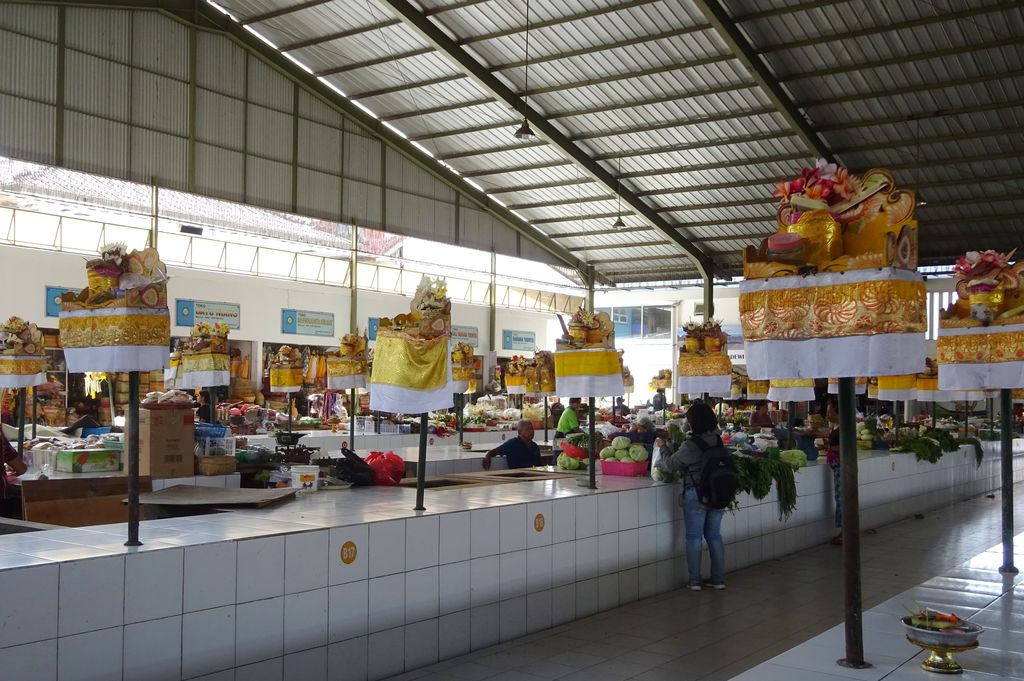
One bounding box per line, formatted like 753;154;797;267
731;454;797;518
957;436;983;467
565;431;603;454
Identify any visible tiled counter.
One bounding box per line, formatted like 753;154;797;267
1;441;1022;681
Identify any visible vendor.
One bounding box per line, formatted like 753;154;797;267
482;420;541;470
651;389;666;412
614;396;630;420
1;430;27;501
555;397;583;438
750;403;775;428
196;390;212;423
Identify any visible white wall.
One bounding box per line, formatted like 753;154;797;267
0;243;553;354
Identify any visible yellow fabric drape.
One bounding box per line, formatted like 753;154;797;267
554;350;620;377
371;333;449;391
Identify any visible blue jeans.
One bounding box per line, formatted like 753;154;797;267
682;486;725;585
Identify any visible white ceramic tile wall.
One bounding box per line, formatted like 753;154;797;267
1;446;1019;681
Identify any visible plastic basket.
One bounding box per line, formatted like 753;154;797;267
600;459;648;477
378;423;400;435
354;416;375;434
196;422;228;440
81;426;112;437
399;424;412;434
196;455;236;476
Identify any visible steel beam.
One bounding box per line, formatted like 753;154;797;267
378;3;717;275
592;130;797;161
759;1;1021;54
567;240;671;252
505;195;617;211
571;106;779;141
278;18;403;52
486;177;596;195
382;96;496;121
655;197;774;213
348;73;465;101
820;101;1024;133
528;55;735;97
782;36;1024;82
800;70;1024;109
620;151;810;179
692;0;832;161
315;47;434;77
539;213;644;228
549;225;653;237
239;0;331;25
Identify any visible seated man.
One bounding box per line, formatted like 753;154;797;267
482;420;541;470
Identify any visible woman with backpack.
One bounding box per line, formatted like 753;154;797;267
654;402;733;591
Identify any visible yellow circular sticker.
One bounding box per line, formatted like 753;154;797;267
340;540;358;565
534;514;545;533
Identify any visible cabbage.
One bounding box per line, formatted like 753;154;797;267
780;450;807;468
628;444;649;462
599;446;617;460
557;453;581;470
616;450;632;461
611;436;631;451
651;466;677;483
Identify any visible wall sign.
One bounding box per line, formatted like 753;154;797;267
727;343;746;366
281;309;334;337
175;299;241;329
368;317;380;341
451;325;479;348
502;330;535;351
45;286;80;318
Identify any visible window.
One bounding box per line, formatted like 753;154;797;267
642;306;672;338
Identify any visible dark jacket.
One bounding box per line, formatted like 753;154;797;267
657;429;722;487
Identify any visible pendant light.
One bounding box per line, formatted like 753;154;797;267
612;157;625;227
513;0;535;140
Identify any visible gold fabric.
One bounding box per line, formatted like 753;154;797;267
747;380;769;395
270;366;303;388
878;375;916;390
370;331;449;390
770;379;814;389
937;329;1024;365
328;357;366;377
741;279;926;341
86;269;120;296
452;366;474;382
781;210;842;268
0;357;46;376
506;376;525;388
677;354;731;377
181;351;230;373
539;371;556;393
917;376;939;391
554;350;621;377
60;312;170;348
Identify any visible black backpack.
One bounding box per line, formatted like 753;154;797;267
690;435;737;509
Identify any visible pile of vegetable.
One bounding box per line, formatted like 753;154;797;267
891;428;983;467
732;455;797;519
599;436;649;463
856;419;878;450
779;449;807;469
555;453;588;470
564;431;604;454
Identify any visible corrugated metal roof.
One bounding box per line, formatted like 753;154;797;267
215;0;1024;284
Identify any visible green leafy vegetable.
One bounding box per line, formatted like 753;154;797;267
611;436;631;451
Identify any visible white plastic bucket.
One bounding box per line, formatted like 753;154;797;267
291;465;320;492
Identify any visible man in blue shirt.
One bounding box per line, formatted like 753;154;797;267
482;420;541;470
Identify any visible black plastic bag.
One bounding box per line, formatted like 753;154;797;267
334;448;376;486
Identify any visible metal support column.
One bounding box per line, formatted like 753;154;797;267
414;413;428;511
456;392;464;446
1000;389;1018;575
587;396;596;490
16;388;26;457
350;225;359;452
126;371;141;547
489;252;497;355
837;377;869;669
786;401;795;448
31;389;37;438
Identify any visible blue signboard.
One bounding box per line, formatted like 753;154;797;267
451;325;479;348
368;317;381;341
175;299;241;329
45;286;79;317
502;330;536;351
281;309;334;337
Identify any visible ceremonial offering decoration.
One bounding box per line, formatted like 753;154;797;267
677;319;731;396
938;250;1024;390
555;308;622;397
619;351;634;394
767;379;815;402
867;377;879;400
59;243;170;372
741;162;925;379
902;608;983;674
877;374;917;401
828;377;867;395
505;355;528;394
527;351;556;396
650;369;673;390
178;321;230;389
327;331;368;390
270;346;304;393
0;316;46;388
746;379;769;400
450;341;475;393
370;276;453;413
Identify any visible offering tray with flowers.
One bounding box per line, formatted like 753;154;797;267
450;341;475;393
327;331;368;390
0;316;46;389
902;607;983;674
678;319;731;395
740;161;926;380
938;249;1024;390
270;345;304;394
370;276;454;414
555;308;623;398
178;321;231;389
59;243;170;373
504;355;529;394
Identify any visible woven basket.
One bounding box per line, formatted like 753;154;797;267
196;455;236;476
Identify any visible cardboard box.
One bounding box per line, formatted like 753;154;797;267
56;449;121;473
130;407;195;479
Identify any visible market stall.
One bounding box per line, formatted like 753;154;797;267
0;316;47;457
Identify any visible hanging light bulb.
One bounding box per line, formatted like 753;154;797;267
513;0;536;140
611;157;624;228
612;215;626;228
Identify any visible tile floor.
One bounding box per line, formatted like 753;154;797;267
384;484;1024;681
